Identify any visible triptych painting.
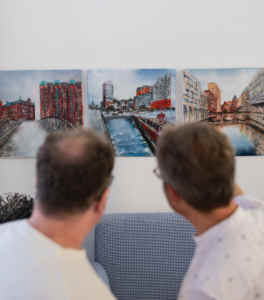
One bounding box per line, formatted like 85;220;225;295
0;68;263;157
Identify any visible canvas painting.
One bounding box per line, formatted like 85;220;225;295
180;68;264;156
87;69;176;156
0;70;82;157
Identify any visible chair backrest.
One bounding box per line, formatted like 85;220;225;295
95;213;195;300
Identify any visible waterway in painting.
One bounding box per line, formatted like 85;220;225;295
215;124;264;156
88;110;264;156
87;109;175;156
105;118;152;156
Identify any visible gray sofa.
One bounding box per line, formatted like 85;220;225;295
0;194;195;299
90;213;195;300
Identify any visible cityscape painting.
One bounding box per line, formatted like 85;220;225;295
0;70;82;157
87;69;176;156
179;68;264;156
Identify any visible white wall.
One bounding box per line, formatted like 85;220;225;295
0;0;264;213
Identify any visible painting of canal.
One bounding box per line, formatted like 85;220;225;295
87;69;176;156
0;70;82;157
180;68;264;156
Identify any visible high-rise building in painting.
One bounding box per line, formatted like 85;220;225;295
40;80;83;126
204;89;217;112
231;95;239;112
153;74;171;101
183;71;203;121
244;69;264;105
135;85;153;107
241;91;249;106
133;74;172;109
102;81;114;108
208;82;221;112
151;73;171;109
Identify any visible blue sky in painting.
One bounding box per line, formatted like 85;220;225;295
0;70;81;104
87;69;176;105
187;68;259;103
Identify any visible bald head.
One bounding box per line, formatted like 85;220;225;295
56;137;88;162
36;129;115;217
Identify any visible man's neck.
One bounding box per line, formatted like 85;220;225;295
28;209;94;249
186;200;239;236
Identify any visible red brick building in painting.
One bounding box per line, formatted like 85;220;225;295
208;82;221;113
150;99;171;109
136;86;153;96
204;90;218;112
0;97;35;121
134;74;172;110
221;101;232;113
40;80;83;126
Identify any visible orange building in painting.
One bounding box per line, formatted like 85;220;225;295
204;90;217;112
208;82;221;112
241;91;248;106
231;96;239;112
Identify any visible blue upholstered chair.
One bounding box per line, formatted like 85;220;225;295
94;213;195;300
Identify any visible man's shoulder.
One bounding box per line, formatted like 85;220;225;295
0;219;25;229
0;220;34;257
0;221;116;299
189;229;264;298
0;219;26;242
235;194;264;210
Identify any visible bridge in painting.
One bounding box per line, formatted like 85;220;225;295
38;117;73;132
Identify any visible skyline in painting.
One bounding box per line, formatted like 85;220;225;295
87;69;176;156
0;70;82;157
181;68;264;156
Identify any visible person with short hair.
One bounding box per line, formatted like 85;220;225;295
156;122;264;300
0;128;116;299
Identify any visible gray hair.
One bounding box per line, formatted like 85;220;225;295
156;122;235;212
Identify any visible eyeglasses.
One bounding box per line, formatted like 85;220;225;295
153;167;162;180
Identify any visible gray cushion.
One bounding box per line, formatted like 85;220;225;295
92;261;111;288
95;213;195;300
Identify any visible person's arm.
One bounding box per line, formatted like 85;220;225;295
233;184;263;209
179;288;216;300
233;183;244;197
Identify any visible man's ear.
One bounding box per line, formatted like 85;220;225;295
93;188;109;216
163;182;181;212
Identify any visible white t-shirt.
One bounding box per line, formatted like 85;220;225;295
0;220;116;300
178;194;264;300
